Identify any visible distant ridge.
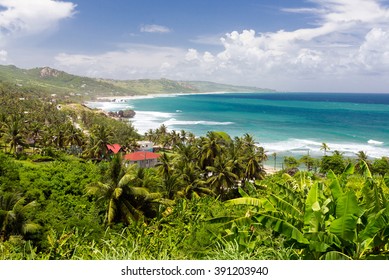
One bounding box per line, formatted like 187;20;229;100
0;64;276;99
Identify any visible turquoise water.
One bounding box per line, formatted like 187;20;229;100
87;92;389;158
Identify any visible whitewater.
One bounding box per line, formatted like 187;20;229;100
86;92;389;159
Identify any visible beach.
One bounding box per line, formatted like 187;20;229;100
86;92;389;160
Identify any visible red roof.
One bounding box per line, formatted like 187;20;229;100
123;151;161;161
106;144;122;154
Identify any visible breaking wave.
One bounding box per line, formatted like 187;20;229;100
162;118;234;126
262;138;389;158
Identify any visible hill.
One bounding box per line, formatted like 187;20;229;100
0;65;275;99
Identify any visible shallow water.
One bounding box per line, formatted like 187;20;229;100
87;92;389;159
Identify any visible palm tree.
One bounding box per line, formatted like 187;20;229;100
243;150;266;182
144;129;155;142
272;152;277;170
187;132;196;144
320;142;330;156
66;124;84;148
356;151;368;162
356;151;370;173
168;130;180;148
2;115;25;154
85;155;162;226
179;129;187;144
206;158;239;200
90;124;113;160
177;162;213;199
0;193;39;241
198;131;226;170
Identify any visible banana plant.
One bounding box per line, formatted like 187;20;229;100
215;162;389;259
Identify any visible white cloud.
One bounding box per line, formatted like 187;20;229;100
54;0;389;92
0;0;76;38
140;24;171;33
358;27;389;72
55;45;186;79
0;49;7;61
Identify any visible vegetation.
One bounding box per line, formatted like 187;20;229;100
0;65;273;100
1;82;389;260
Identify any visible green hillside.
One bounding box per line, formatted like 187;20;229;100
0;65;129;98
0;65;275;99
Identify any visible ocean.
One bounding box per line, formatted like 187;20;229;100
87;92;389;159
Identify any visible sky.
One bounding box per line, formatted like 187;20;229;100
1;0;389;93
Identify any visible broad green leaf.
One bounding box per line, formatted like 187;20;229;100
225;197;271;210
330;214;358;241
255;213;309;244
327;170;342;201
335;191;363;218
359;208;388;240
269;194;303;219
304;183;328;233
343;163;355;176
329;191;363;241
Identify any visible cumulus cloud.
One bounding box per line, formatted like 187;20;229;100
178;0;389;90
140;24;171;33
55;0;389;92
0;0;76;38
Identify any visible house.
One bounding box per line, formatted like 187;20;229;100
106;144;125;155
123;151;160;168
136;141;154;152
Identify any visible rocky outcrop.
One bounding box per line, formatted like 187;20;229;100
108;109;136;118
40;67;60;78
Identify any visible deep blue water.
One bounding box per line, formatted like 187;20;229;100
88;92;389;158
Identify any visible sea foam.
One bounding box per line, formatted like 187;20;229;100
162;118;234;126
263;138;389;158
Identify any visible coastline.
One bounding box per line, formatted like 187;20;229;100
85;92;389;160
94;91;232;101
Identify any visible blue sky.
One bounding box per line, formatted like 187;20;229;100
1;0;389;92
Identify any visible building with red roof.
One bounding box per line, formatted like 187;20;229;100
123;151;161;168
106;144;124;155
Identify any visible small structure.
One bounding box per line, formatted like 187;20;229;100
106;144;125;155
137;141;154;152
123;151;160;168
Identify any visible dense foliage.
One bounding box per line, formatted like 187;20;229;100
1;84;389;260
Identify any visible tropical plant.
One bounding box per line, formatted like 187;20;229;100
85;155;163;226
320;142;330;156
0;193;39;242
216;162;389;259
2;115;25;154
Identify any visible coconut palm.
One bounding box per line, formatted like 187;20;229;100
85;154;162;226
90;124;113;159
272;152;277;170
243;150;266;182
2;115;25;154
179;129;187;144
0;193;39;241
206;158;239;200
320;142;330;156
66;124;84;148
175;161;209;198
198;131;227;170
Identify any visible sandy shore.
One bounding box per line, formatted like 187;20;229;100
264;164;280;175
95;91;230;101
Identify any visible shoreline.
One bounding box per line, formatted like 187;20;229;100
85;93;389;160
94;91;232;102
